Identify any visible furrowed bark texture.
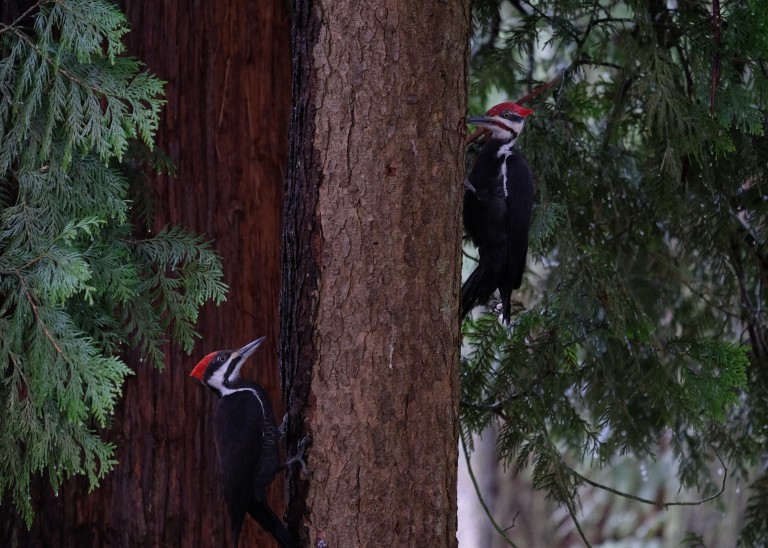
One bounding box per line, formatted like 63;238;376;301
281;1;470;546
0;1;291;546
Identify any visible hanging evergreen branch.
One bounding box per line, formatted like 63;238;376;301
464;0;767;543
0;1;226;526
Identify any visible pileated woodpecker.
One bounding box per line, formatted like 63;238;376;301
190;337;303;548
462;101;535;322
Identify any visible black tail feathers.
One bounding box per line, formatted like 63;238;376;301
247;502;297;548
461;265;497;320
462;265;515;323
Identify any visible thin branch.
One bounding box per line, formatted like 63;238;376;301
465;11;630;144
535;418;593;548
519;0;580;43
460;434;519;548
592;17;635;25
461;246;480;263
571;448;728;510
563;497;592;548
514;15;626;108
466;126;488;145
675;44;695;99
5;24;127;103
730;210;768;272
15;272;65;355
515;74;563;107
508;0;529;18
460;399;516;419
730;237;768;359
462;248;480;264
0;0;45;36
574;58;625;71
575;15;597;50
8;353;30;402
18;253;46;271
502;511;520;533
476;397;728;536
470;3;502;64
647;249;741;320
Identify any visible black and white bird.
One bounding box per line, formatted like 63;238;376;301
462;101;535;322
190;337;304;548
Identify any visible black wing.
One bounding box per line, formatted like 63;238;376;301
462;178;508;319
499;151;534;319
215;391;265;545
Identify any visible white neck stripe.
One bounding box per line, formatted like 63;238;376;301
496;141;516;199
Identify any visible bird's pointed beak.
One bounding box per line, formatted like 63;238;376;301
227;336;267;383
467;115;496;128
232;336;266;362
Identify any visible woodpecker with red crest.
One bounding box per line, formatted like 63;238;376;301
462;101;535;322
190;337;304;548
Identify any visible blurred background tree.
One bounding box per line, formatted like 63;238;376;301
0;1;289;545
459;0;767;546
0;0;226;527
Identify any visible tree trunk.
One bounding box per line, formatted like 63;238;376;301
280;1;470;546
0;1;291;546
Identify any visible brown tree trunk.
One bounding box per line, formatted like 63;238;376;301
280;1;470;546
0;1;291;546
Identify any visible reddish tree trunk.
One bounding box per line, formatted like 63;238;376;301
0;1;291;546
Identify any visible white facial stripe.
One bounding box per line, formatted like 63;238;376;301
225;355;243;383
489;126;513;140
207;363;229;392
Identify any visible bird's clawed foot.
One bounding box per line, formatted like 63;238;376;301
284;435;311;476
278;413;288;440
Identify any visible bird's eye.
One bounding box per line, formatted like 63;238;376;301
218;355;226;362
502;111;511;119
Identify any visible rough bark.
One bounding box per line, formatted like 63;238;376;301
281;1;470;546
0;1;291;546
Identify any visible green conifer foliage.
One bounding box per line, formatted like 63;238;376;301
0;1;226;525
463;0;767;543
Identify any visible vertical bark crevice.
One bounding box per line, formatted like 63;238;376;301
281;0;324;540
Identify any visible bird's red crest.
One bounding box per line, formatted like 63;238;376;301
486;102;534;118
190;352;218;379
